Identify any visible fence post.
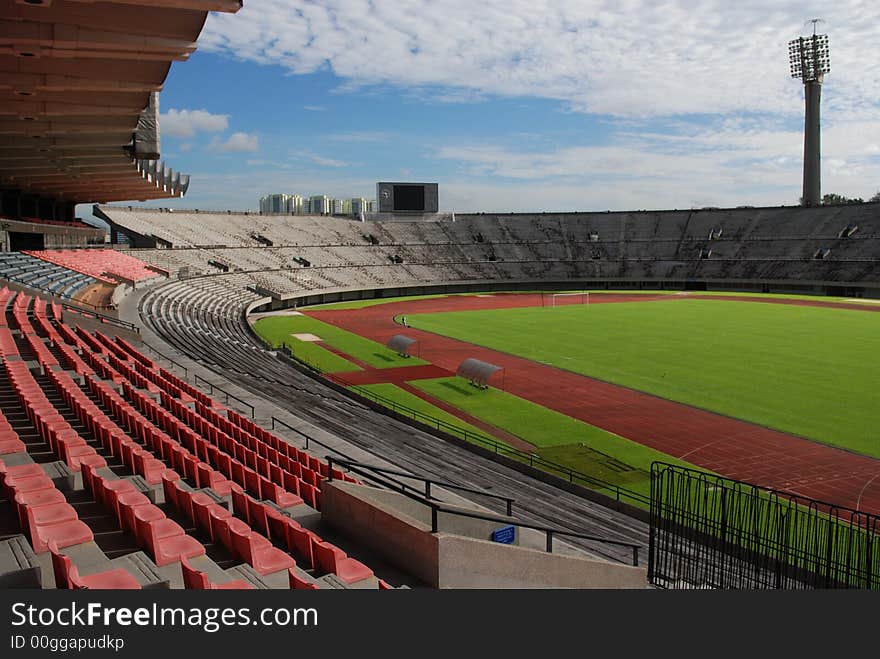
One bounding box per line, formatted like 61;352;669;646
632;546;639;567
431;507;438;533
425;481;432;499
545;531;553;553
326;457;334;482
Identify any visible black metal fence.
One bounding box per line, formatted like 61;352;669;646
649;462;880;589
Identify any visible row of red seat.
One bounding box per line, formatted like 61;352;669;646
228;482;373;584
106;330;355;493
5;359;106;474
49;370;167;485
164;473;296;577
7;290;380;586
23;249;161;284
123;382;297;506
84;374;228;491
81;462;206;568
1;455;93;554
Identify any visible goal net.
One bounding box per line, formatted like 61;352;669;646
542;292;590;307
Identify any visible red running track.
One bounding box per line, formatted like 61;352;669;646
307;292;880;515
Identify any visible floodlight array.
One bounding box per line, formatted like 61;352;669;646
789;34;830;81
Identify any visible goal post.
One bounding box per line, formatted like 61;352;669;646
541;291;590;307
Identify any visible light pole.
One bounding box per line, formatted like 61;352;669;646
789;21;830;207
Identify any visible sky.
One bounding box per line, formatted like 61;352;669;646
108;1;880;214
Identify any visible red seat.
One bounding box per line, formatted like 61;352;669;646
133;508;205;567
288;568;320;590
24;507;93;553
49;542;141;590
228;524;296;576
13;488;67;521
212;515;250;553
312;541;374;584
195;501;231;542
180;556;254;590
246;496;270;537
23;501;78;527
264;506;298;546
115;490;153;531
288;525;318;569
0;437;26;455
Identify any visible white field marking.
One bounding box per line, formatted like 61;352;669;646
291;333;322;342
475;294;494;297
677;437;727;461
856;472;880;510
844;298;880;304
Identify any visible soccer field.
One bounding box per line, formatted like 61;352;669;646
408;298;880;457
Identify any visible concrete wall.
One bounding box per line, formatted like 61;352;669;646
436;535;646;589
321;481;647;589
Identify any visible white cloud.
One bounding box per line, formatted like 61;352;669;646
160;109;229;138
202;1;880;121
303;105;326;112
211;132;260;153
305;153;351;168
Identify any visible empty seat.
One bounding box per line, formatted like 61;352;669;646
49;542;141;590
179;557;253;590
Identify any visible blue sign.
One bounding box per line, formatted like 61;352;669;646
491;525;516;544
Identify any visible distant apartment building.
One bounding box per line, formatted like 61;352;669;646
259;193;372;217
259;193;303;214
309;195;331;216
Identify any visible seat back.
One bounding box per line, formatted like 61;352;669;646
48;541;71;589
180;556;210;590
312;540;342;576
228;524;254;564
288;526;315;568
288;568;319;590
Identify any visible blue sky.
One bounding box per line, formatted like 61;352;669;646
115;1;880;214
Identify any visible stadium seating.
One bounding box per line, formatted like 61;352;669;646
23;249;163;285
0;287;388;589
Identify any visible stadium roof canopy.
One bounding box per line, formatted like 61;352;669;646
0;0;241;219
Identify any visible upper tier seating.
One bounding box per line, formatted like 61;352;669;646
23;249;164;285
0;252;97;300
101;204;880;302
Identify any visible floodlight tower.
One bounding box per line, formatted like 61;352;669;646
789;21;830;207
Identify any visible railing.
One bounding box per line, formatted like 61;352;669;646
140;341;188;377
60;301;139;333
649;462;880;589
193;373;255;418
326;456;642;566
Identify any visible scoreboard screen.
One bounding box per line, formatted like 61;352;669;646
377;182;438;214
393;185;425;211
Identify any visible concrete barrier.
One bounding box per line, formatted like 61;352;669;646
321;481;647;589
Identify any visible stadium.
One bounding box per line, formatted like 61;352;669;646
1;1;879;600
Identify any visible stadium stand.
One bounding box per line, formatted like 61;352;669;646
0;287;388;589
23;250;165;286
3;285;641;588
97;204;880;305
0;252;98;301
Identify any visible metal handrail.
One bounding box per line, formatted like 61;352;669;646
193;373;255;418
327;456;642;566
60;301;139;332
140;341;188;377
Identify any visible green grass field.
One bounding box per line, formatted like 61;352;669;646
349;383;488;438
408;299;880;457
252;314;426;369
413;376;698;499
